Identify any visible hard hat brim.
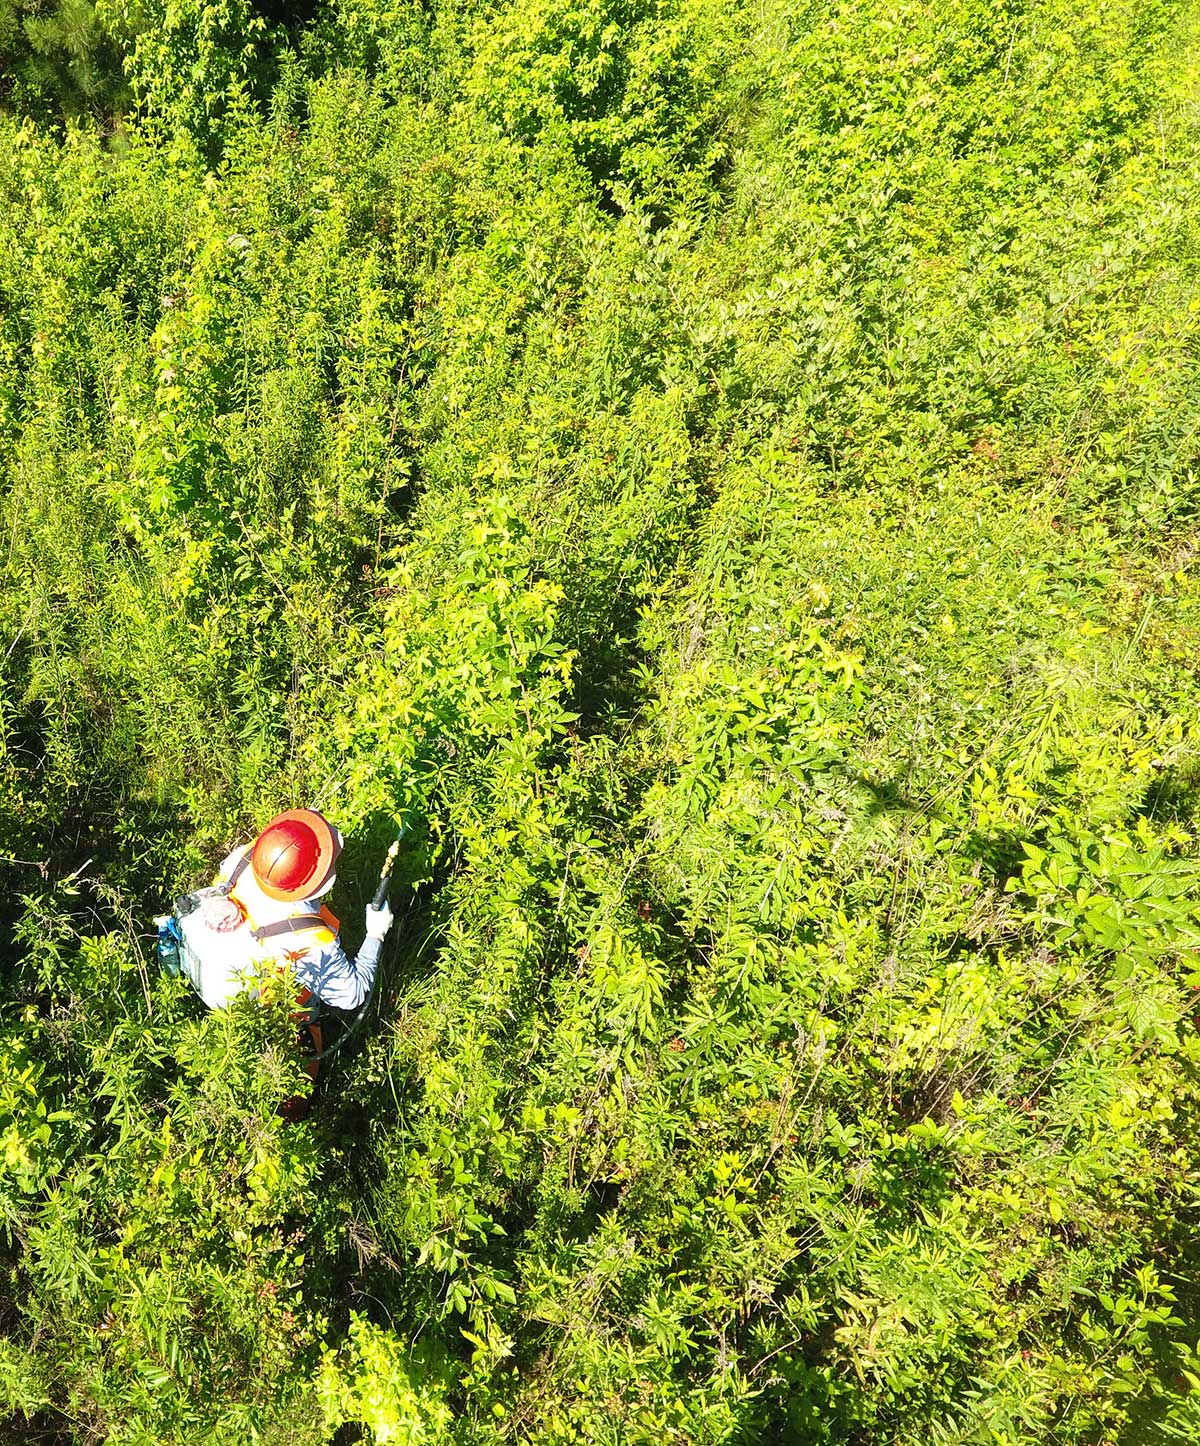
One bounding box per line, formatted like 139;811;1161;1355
253;809;342;902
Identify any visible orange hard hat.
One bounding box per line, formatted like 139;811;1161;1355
251;809;342;902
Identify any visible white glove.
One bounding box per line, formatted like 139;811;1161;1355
365;901;394;940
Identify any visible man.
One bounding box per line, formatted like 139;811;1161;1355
170;808;394;1014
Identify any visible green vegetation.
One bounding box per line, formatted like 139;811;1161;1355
4;0;1200;1439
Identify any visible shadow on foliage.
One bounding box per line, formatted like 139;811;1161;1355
854;773;930;818
249;0;319;27
856;771;1036;890
1114;1206;1200;1444
1134;757;1200;831
561;587;651;737
0;1409;75;1446
314;804;440;1076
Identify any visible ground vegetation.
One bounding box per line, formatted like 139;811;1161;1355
3;0;1200;1441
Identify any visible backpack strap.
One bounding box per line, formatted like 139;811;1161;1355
227;848;253;887
250;913;327;942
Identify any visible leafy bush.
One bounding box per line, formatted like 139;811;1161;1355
0;0;130;118
3;0;1200;1440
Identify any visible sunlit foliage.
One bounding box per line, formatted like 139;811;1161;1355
3;0;1200;1440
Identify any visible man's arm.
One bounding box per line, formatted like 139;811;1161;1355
292;903;393;1010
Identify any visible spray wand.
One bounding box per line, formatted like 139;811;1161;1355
372;831;404;910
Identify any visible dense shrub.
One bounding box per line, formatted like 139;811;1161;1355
3;0;1200;1441
0;0;129;118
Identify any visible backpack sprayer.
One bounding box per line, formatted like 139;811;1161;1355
155;826;408;1063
